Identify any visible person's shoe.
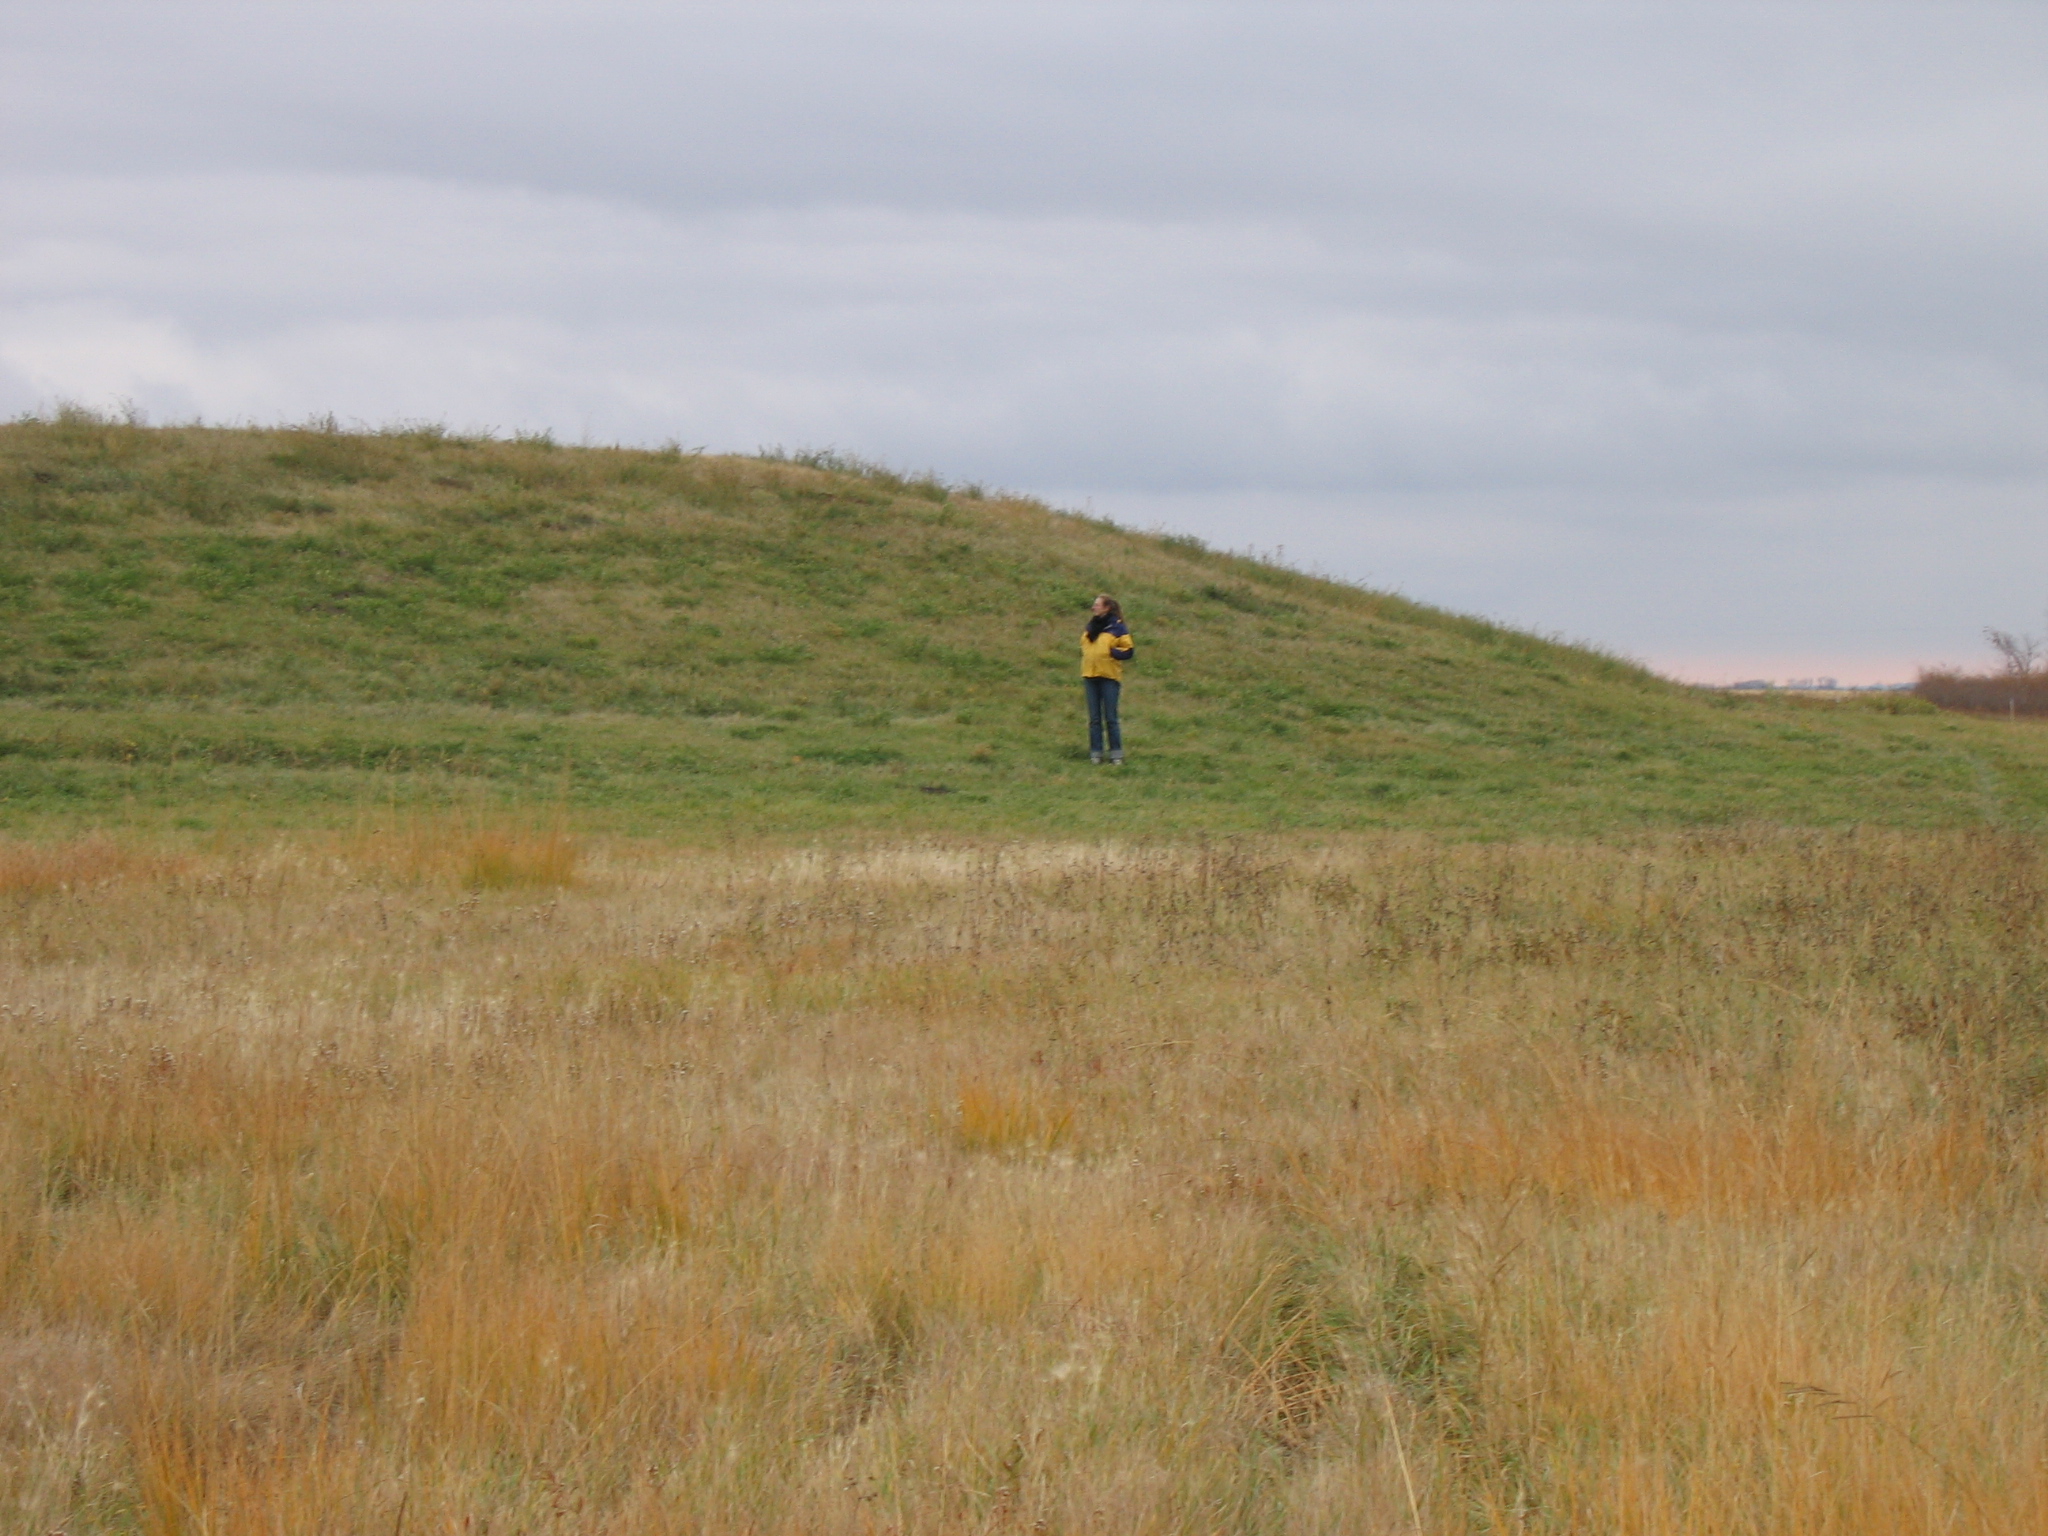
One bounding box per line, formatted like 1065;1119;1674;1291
1090;752;1104;765
1109;752;1125;766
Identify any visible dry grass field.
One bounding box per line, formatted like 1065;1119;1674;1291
4;825;2047;1533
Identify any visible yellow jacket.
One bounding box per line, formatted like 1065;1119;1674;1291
1080;619;1135;680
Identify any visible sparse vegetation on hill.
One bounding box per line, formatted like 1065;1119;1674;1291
5;414;2046;835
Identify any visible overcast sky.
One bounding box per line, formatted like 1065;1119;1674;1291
5;2;2046;682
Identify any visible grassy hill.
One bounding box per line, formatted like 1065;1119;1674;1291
2;412;2044;837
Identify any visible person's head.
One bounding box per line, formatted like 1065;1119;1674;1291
1091;594;1121;622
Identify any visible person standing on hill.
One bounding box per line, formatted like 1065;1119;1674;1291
1081;594;1135;765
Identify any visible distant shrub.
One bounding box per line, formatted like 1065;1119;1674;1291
1915;670;2048;716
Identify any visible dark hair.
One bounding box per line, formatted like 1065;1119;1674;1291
1086;595;1123;640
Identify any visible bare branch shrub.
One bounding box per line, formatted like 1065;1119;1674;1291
1918;617;2048;714
1984;626;2045;677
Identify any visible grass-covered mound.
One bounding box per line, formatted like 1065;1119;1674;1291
2;413;2043;835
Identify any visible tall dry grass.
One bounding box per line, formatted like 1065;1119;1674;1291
333;812;580;890
3;827;2047;1532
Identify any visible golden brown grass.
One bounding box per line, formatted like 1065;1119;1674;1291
334;812;580;890
4;827;2048;1532
0;836;192;895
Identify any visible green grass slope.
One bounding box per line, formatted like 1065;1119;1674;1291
2;414;2044;836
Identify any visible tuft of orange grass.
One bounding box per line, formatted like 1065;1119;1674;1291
399;1257;762;1460
337;812;578;889
0;835;189;893
1356;1074;2024;1220
951;1080;1074;1154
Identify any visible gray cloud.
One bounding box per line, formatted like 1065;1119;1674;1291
5;2;2046;679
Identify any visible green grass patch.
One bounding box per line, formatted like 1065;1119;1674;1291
3;416;2047;837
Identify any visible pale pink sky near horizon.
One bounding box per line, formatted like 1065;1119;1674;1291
5;2;2046;679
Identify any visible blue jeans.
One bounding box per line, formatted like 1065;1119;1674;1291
1084;676;1122;755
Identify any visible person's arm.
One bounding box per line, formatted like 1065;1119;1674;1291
1110;621;1134;661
